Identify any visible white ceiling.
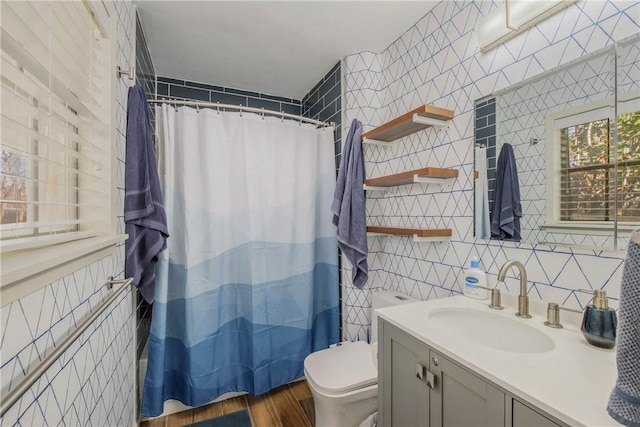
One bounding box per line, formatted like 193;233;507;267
134;1;438;100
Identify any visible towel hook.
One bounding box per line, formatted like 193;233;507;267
116;65;134;80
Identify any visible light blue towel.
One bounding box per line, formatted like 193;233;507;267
124;85;169;303
608;231;640;426
331;119;368;288
491;143;522;241
474;145;490;239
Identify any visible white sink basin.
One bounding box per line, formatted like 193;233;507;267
428;307;555;354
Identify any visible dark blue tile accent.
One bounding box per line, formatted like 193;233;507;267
328;61;340;77
157;83;168;96
319;78;337;98
157;76;185;86
326;84;341;107
225;87;261;98
247;97;280;112
303;89;319;107
319;101;337;123
309;100;323;118
475;125;495;139
476;100;496;118
185;80;223;91
476;117;487;128
210;91;247;106
261;93;295;104
169;85;209;101
306;81;323;100
280;103;302;116
325;111;341;126
488;113;495;126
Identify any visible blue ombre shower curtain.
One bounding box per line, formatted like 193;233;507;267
141;105;339;416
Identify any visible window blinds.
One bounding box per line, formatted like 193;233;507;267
1;1;110;247
556;107;640;223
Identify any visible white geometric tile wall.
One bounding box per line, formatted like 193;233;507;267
0;1;136;425
341;0;639;341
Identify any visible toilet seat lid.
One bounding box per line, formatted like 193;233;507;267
304;341;377;395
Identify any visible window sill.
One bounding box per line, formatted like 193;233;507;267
1;234;128;305
541;222;640;236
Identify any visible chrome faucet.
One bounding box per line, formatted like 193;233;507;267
497;260;531;318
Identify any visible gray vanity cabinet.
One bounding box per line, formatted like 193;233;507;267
429;348;505;426
379;319;563;427
509;400;560;427
380;319;430;427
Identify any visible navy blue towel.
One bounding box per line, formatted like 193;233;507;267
124;85;169;303
331;119;368;288
491;143;522;241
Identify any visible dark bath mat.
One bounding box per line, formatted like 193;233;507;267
185;409;252;427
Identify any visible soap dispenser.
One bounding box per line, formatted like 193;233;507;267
580;289;617;349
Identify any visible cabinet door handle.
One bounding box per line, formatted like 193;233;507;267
426;371;436;390
415;363;426;381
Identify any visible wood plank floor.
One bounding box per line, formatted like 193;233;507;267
140;380;315;427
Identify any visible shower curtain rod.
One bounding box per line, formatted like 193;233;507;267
148;99;335;128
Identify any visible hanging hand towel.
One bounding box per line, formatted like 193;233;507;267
331;119;368;288
491;143;522;241
124;85;169;303
607;230;640;426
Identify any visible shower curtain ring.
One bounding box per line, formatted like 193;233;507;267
239;105;243;117
280;111;284;123
216;102;220;115
261;108;265;120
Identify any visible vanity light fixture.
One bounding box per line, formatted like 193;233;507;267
476;0;578;53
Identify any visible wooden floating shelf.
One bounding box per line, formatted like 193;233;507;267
367;226;452;242
364;167;458;188
362;105;454;143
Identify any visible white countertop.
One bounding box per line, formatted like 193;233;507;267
376;295;620;427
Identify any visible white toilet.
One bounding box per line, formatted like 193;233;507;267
303;291;417;427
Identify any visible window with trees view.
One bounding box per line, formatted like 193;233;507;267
559;110;640;223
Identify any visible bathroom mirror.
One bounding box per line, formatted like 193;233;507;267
474;33;640;250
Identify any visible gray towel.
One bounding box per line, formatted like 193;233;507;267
608;231;640;426
124;85;169;303
331;119;368;288
491;143;522;241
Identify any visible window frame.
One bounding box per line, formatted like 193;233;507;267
544;97;640;236
0;0;127;305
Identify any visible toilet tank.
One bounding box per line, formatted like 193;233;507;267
370;291;417;342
